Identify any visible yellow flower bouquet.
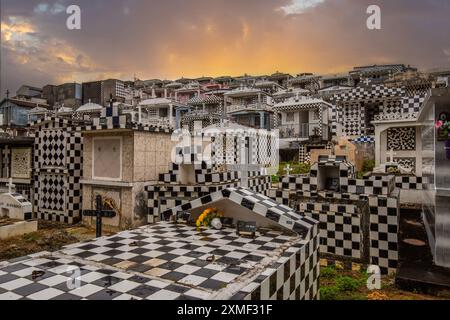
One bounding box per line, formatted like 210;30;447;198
196;207;223;228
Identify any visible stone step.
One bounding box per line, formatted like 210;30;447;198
396;261;450;297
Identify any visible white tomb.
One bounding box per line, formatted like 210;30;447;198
0;178;33;220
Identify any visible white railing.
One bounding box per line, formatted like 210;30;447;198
279;123;310;139
227;103;272;114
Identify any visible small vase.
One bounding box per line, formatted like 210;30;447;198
211;218;223;230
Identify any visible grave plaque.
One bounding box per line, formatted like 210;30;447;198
326;178;340;191
175;211;191;224
220;217;234;228
237;220;257;238
11;148;31;179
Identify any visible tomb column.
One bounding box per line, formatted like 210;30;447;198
169;104;174;127
260;112;265;129
2;146;10;178
374;125;383;167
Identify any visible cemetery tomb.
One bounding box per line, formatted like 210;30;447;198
269;155;400;274
0;188;319;300
76;106;174;230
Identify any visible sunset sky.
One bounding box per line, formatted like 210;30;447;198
1;0;450;97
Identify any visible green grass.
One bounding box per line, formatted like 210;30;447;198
320;266;370;300
276;162;311;177
320;266;338;279
356;159;376;179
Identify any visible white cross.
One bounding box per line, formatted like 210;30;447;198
387;149;397;163
285;164;293;176
363;78;370;86
7;177;15;194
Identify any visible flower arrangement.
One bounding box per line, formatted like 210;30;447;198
436;119;450;140
196;208;223;228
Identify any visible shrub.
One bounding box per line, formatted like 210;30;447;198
320;286;339;300
278;162;311;176
335;276;361;292
320;266;337;279
363;159;375;173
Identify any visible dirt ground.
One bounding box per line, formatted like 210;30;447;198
320;266;449;300
0;220;104;262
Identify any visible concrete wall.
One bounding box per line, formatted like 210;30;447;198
82;130;174;230
133;131;173;182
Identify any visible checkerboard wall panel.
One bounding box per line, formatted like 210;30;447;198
402;95;426;114
232;233;320;300
39;130;67;168
395;175;428;190
146;182;240;223
1;146;11;178
368;192;399;275
38;174;66;212
342;103;363;136
33;119;83;224
304;210;364;260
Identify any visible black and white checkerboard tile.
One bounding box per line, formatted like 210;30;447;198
247;176;271;194
304;210;364;260
401;94;426;114
74;106;172;134
32;118;83;224
268;156;400;274
394;175;428;190
231;233;320;300
0;218;319;300
330;84;408;137
146;182;241;223
331;85;405;103
268;189;291;206
351;136;375;144
368;190;399;274
162;188;318;240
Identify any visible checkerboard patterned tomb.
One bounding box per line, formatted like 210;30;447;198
401;94;426;115
158;161;241;185
74;106;172;134
148;155;272;223
0;217;319;300
329;84;409;137
162;188;318;239
394;175;428;190
30;117;83;224
157;187;320;299
331;85;405;103
268;155;401;274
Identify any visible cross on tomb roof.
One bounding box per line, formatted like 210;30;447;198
285;164;293;176
7;178;15;194
387;149;397;163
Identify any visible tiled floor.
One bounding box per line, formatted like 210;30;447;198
0;222;297;300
